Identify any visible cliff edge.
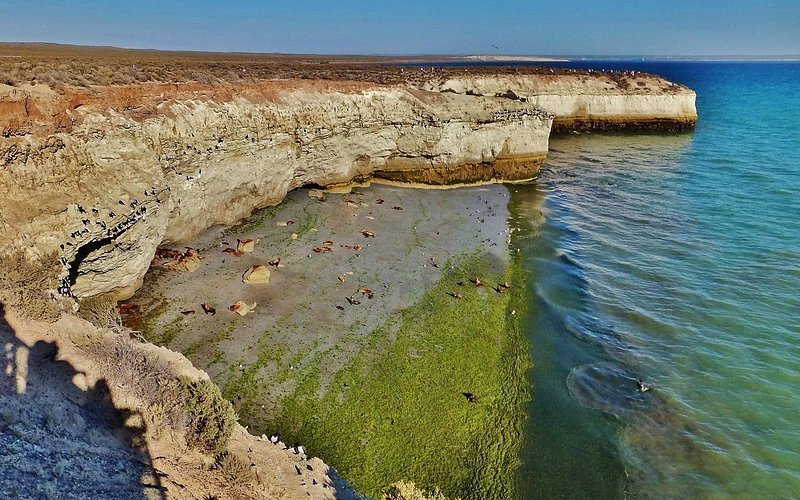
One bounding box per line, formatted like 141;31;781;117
0;69;694;300
0;60;695;498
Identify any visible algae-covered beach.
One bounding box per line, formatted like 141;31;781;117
123;184;530;497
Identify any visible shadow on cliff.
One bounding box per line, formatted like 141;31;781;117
0;301;166;499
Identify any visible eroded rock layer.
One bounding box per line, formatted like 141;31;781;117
0;71;695;299
423;73;697;132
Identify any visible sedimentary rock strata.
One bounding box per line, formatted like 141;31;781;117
423;73;697;132
0;70;695;299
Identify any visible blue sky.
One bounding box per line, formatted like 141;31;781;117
1;1;798;55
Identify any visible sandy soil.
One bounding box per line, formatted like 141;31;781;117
125;183;511;418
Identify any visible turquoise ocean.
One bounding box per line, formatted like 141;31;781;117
509;62;800;498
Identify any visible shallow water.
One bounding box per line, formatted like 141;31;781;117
513;62;800;497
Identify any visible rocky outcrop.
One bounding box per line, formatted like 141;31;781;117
0;80;551;299
0;69;694;300
423;73;697;132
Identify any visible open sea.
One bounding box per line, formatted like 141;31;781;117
509;61;800;498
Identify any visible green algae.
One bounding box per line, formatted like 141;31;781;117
257;253;531;498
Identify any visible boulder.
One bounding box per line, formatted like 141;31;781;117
229;301;257;316
242;265;270;284
237;238;256;253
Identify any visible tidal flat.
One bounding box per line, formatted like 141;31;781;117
122;183;530;498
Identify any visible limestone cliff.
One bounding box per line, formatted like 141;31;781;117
0;71;694;300
423;72;697;132
0;80;551;299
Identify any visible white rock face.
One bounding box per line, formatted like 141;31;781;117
0;82;551;298
0;72;696;299
424;74;697;130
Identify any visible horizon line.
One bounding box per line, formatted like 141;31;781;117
1;41;798;60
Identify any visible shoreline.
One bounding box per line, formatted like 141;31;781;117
122;183;531;497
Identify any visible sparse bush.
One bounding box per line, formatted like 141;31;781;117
213;451;253;485
77;293;119;328
175;377;236;453
0;250;62;322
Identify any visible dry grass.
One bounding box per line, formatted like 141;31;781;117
0;250;62;322
213;451;254;486
0;42;638;90
85;328;237;454
77;293;120;328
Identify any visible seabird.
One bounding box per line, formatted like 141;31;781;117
77;205;86;214
462;392;477;403
637;380;651;393
269;434;280;444
109;211;116;218
292;443;305;455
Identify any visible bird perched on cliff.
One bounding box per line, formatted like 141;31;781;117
269;434;280;444
292;443;306;455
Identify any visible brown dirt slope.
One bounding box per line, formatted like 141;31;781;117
0;301;361;499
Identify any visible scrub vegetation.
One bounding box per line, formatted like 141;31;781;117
0;250;61;321
0;42;625;90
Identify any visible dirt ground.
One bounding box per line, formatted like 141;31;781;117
0;42;608;89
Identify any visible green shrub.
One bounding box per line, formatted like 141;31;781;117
175;377;236;453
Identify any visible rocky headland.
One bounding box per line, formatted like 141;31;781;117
0;46;696;499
